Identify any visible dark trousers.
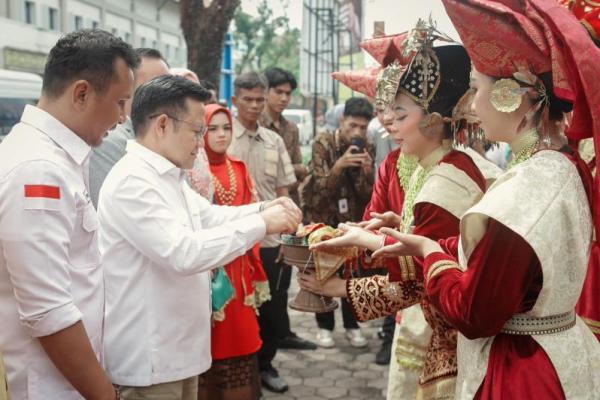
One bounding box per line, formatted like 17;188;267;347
381;314;396;344
315;297;360;331
257;246;292;371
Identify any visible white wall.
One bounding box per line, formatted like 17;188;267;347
132;0;156;20
0;0;187;71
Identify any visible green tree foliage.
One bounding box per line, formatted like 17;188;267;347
234;0;300;79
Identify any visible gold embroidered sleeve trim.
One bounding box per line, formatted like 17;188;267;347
347;275;423;322
398;255;418;281
426;260;461;284
581;317;600;334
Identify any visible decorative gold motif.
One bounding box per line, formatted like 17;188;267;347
211;159;237;205
395;336;429;370
398;255;417;281
375;61;404;109
346;275;423;322
582;317;600;334
490;78;524;113
426;260;460;283
396;153;419;190
416;376;456;400
506;128;540;170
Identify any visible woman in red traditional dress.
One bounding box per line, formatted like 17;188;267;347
300;22;492;399
195;104;270;400
312;1;600;399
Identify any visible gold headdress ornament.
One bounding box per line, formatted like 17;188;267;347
489;65;551;145
374;17;454;111
374;61;404;109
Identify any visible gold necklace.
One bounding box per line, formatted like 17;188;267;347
396;153;419;190
507;129;540;170
212;159;237;205
400;164;434;233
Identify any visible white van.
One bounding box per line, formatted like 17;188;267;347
0;69;42;140
283;109;314;145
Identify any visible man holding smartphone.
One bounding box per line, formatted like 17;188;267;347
300;97;374;348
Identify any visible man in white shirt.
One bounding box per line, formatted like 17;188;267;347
99;75;302;400
0;30;138;400
89;48;171;207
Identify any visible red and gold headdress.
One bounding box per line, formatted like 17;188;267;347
560;0;600;41
443;2;600;339
333;19;455;111
442;0;600;141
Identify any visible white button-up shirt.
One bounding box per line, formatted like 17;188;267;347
0;105;103;400
99;140;266;386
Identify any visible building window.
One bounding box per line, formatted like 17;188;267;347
74;15;83;30
140;37;146;47
24;1;36;25
110;27;117;35
48;7;58;30
124;32;131;43
165;44;171;59
152;40;157;49
92;21;99;29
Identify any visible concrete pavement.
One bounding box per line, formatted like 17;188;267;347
263;273;388;400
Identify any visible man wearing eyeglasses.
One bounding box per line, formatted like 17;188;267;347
97;75;302;400
89;48;171;208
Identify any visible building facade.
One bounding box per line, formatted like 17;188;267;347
0;0;186;74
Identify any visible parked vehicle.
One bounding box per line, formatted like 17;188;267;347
283;109;314;145
0;69;42;141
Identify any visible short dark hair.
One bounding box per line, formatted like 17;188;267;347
42;29;139;98
343;97;374;120
234;72;267;96
199;79;217;92
264;67;297;91
131;75;212;136
135;47;169;67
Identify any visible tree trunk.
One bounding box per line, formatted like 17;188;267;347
180;0;240;92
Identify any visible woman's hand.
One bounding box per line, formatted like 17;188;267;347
297;270;347;298
359;211;402;231
309;223;384;252
372;227;442;259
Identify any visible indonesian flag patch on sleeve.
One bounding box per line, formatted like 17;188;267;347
23;184;61;210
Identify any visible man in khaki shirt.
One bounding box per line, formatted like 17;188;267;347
230;72;314;394
259;67;308;207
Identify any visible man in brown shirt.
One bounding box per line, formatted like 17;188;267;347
302;98;375;226
230;72;315;394
259;67;308;206
301;97;375;349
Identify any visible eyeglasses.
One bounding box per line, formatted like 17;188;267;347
148;113;208;139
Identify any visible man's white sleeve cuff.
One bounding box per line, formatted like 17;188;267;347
24;302;83;338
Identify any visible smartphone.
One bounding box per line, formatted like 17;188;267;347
350;137;366;154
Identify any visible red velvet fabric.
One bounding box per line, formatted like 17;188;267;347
362;148;405;220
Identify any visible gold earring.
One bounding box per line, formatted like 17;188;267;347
490;78;523;113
